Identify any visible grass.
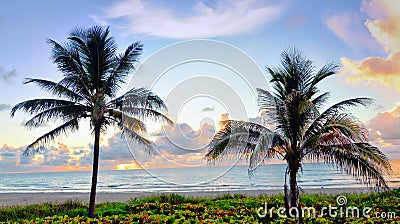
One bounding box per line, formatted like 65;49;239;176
0;189;399;223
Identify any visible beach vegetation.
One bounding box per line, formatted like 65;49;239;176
0;189;399;223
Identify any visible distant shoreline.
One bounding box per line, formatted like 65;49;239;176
0;187;391;207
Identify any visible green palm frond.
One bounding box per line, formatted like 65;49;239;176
284;91;318;140
58;75;92;99
83;26;117;87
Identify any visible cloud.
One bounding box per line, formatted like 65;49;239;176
93;0;285;39
324;12;379;50
0;103;10;111
361;0;400;52
0;143;91;173
153;122;215;155
367;104;400;140
340;52;400;93
0;66;17;83
339;0;400;93
366;104;400;159
370;138;400;160
0;114;265;172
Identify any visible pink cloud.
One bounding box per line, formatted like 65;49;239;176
324;12;379;50
367;104;400;141
339;0;400;94
341;52;400;93
361;0;400;52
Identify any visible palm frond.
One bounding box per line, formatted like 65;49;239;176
24;104;89;128
10;99;76;117
303;113;368;149
106;110;147;133
305;144;390;189
47;39;92;97
312;92;330;109
104;42;143;97
304;98;374;144
257;88;283;129
24;118;79;155
82;26;118;89
122;125;155;153
306;62;338;98
206;120;278;162
109;87;169;115
24;78;86;102
320;97;375;117
58;75;93;99
249;133;285;174
47;39;87;77
122;107;172;125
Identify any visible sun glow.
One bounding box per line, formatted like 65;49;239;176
116;162;142;170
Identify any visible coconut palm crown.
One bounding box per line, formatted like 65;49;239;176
206;48;391;215
10;26;172;217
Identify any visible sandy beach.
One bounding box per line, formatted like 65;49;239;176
0;187;380;207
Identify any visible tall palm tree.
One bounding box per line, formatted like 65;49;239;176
10;26;171;217
206;48;391;216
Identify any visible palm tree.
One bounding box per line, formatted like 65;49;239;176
206;48;391;217
10;26;171;217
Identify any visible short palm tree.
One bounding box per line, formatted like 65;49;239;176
206;48;391;216
11;26;171;217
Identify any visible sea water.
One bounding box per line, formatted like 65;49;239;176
0;162;399;193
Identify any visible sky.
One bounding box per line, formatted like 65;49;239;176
0;0;399;173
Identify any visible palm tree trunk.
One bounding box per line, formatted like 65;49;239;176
88;124;101;218
284;167;290;215
288;166;299;218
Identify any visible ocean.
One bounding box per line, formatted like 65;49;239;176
0;162;399;193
